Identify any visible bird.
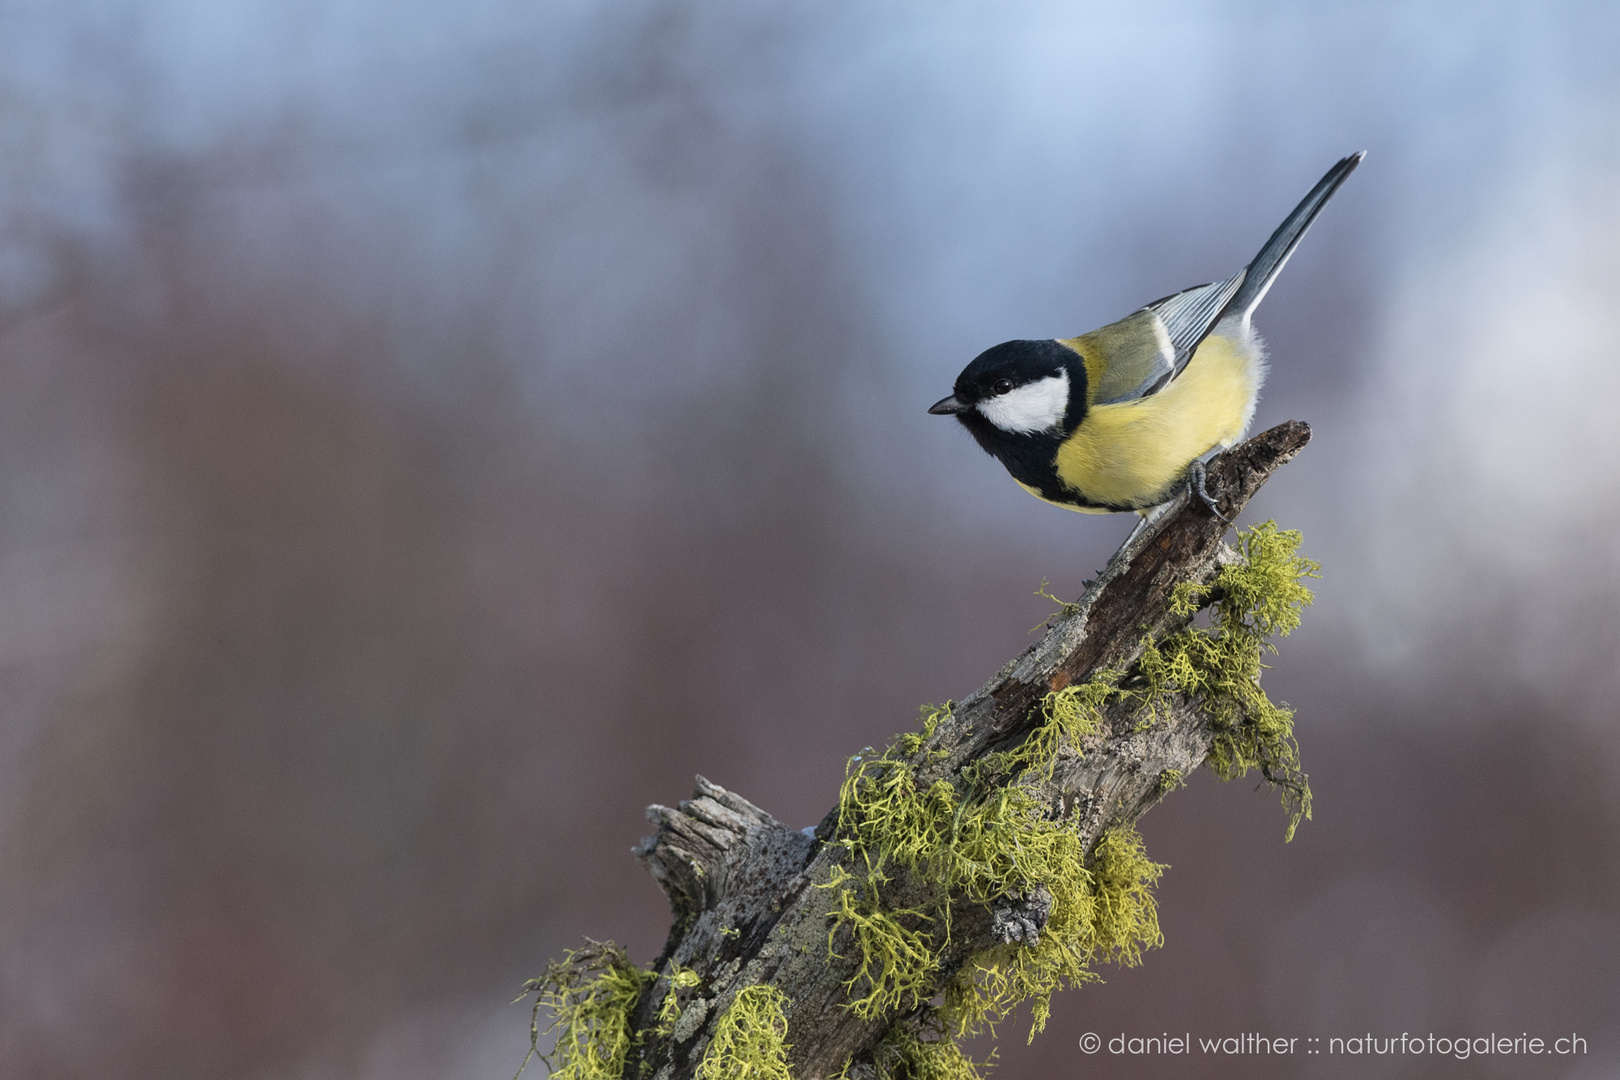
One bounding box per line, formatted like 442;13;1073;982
929;152;1363;525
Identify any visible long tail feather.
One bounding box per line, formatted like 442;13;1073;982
1226;150;1365;321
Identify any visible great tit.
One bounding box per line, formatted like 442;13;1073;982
930;152;1363;520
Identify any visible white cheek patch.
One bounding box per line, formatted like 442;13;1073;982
976;371;1070;434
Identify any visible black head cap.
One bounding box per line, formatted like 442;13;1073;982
961;339;1075;398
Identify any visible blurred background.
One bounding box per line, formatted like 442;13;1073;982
2;1;1618;1077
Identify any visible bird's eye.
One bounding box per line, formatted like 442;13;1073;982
992;378;1015;395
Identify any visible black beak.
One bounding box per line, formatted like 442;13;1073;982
928;394;968;416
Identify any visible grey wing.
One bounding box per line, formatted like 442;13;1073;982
1145;268;1246;382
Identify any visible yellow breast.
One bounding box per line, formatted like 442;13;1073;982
1051;331;1262;510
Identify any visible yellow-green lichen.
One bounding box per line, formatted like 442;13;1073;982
831;696;1160;1040
653;962;703;1037
1175;520;1319;640
837;702;1096;897
1030;577;1081;632
1153;768;1186;801
1084;828;1165;966
824;865;939;1019
941;824;1163;1042
873;1025;993;1080
1017;678;1111;771
1145;520;1318;837
515;941;653;1080
696;985;792;1080
1020;522;1316;835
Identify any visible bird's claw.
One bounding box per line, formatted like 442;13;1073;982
1187;459;1231;524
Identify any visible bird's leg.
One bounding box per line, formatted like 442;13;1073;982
1122;511;1154;547
1186;459;1232;524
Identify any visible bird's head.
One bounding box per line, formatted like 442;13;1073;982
929;339;1086;446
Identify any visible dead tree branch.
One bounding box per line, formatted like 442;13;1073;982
609;420;1312;1079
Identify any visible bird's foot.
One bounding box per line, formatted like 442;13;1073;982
1187;459;1231;524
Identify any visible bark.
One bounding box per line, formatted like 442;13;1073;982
628;420;1312;1078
